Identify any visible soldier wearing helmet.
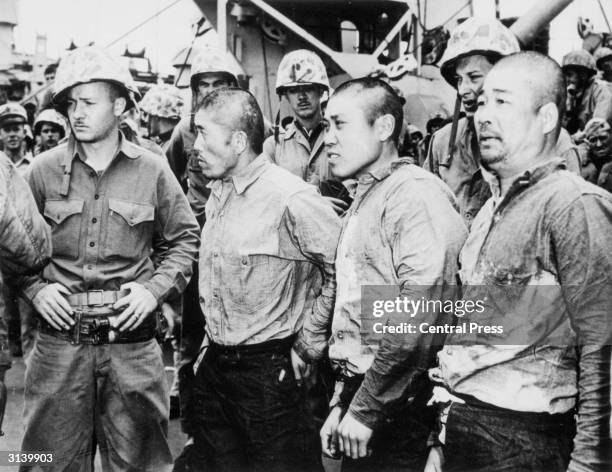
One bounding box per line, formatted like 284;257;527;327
562;49;612;134
0;103;33;173
33;108;68;155
424;18;580;227
166;46;239;210
19;45;199;471
263;49;350;214
140;83;184;151
594;47;612;83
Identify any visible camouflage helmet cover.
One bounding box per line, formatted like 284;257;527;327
562;50;597;76
275;49;330;93
52;45;140;110
189;46;239;90
140;84;185;119
0;102;28;126
34;108;68;136
593;47;612;69
440;17;520;87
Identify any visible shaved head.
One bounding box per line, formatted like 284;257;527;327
332;78;404;146
197;88;264;153
490;52;566;139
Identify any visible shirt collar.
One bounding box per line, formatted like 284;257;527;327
207;154;270;196
14;152;33;167
62;130;140;170
344;157;412;197
483;157;567;202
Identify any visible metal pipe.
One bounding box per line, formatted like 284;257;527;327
597;0;611;33
218;0;228;53
371;9;413;58
509;0;574;46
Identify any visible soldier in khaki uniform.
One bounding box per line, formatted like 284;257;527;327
263;50;350;214
424;18;581;227
33;109;68;155
139;83;185;153
19;46;199;471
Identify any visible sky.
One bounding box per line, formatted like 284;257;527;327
13;0;207;74
11;0;612;73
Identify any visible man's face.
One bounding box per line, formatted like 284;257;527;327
193;108;238;179
563;68;589;100
455;55;494;114
45;72;56;84
475;67;543;169
324;92;382;180
39;123;62;149
588;129;612;159
66;82;121;143
285;85;324;122
0;123;25;151
599;58;612;79
196;73;232;102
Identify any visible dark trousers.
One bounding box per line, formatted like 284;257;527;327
175;338;318;472
445;398;576;472
341;402;434;472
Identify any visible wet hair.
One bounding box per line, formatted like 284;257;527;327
493;52;566;139
197;88;264;154
333;77;404;146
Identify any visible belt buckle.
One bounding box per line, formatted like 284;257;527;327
87;289;105;307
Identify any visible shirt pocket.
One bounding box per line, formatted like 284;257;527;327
103;198;155;261
223;254;294;317
43;199;84;260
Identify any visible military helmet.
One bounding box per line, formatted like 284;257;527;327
52;45;140;110
189;46;239;91
33;109;68;137
275;49;330;93
140;84;184;119
440;18;520;87
0;102;28;126
562;50;597;76
594;47;612;70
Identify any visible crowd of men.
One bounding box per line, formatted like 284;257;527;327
0;15;610;472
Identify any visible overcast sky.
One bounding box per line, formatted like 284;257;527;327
11;0;612;73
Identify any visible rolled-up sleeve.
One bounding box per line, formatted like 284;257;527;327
285;188;341;361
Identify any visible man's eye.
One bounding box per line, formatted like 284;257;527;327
477;99;485;106
495;98;506;105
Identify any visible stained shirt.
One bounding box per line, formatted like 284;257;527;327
329;158;467;428
199;154;340;357
424;118;581;228
438;158;612;472
21;133;199;304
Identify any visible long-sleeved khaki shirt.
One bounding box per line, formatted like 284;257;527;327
21;133;199;304
199;155;340;357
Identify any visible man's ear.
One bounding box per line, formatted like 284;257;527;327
113;97;128;117
538;102;558;135
375;114;395;142
232;130;248;154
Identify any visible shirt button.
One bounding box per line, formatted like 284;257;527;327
91;217;97;224
94;194;100;200
89;241;95;247
87;265;93;270
213;252;218;257
199;297;204;303
337;331;343;339
446;347;453;355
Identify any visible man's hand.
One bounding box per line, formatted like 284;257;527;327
32;283;74;331
337;411;373;460
320;405;344;457
323;196;350;215
112;282;158;332
290;348;312;387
